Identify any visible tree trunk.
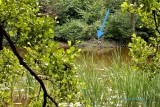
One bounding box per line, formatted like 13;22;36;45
130;0;137;34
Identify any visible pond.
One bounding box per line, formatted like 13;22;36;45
77;47;131;66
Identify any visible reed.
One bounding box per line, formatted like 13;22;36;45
75;48;160;107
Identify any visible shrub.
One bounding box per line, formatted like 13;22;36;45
53;0;107;41
106;11;132;43
54;20;87;42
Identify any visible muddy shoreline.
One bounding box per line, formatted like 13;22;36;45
59;39;128;50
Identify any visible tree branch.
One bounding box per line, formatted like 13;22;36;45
153;10;160;34
0;26;58;107
152;10;160;53
0;35;3;50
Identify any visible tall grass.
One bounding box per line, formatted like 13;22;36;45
75;49;160;107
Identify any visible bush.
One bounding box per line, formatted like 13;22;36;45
53;0;107;42
53;0;82;25
47;0;154;43
81;21;101;40
106;11;132;43
52;0;134;43
54;20;87;42
54;19;103;42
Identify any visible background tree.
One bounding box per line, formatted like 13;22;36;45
37;0;156;44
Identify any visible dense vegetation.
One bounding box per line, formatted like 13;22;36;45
38;0;155;44
0;0;82;106
0;0;159;107
76;51;160;107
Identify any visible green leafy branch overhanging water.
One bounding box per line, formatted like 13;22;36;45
0;0;83;106
121;0;160;76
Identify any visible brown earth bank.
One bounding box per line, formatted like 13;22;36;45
59;39;128;50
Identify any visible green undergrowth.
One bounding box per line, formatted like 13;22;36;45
75;49;160;107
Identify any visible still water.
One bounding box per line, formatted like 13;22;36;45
78;47;131;65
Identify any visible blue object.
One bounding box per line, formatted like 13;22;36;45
97;9;110;38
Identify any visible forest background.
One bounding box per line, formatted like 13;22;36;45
38;0;154;45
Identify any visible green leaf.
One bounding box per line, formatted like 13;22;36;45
9;31;14;36
38;34;42;38
67;49;71;54
78;49;81;52
68;41;71;46
49;28;53;33
27;42;31;46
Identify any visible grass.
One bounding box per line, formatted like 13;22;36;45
75;49;160;107
1;48;160;106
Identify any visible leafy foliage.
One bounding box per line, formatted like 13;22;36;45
54;20;101;42
54;20;87;42
122;0;160;76
0;0;82;106
53;0;152;43
107;0;125;12
38;0;156;44
106;11;132;43
53;0;106;42
38;0;57;18
129;34;160;75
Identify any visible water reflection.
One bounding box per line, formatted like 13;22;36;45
78;47;131;65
